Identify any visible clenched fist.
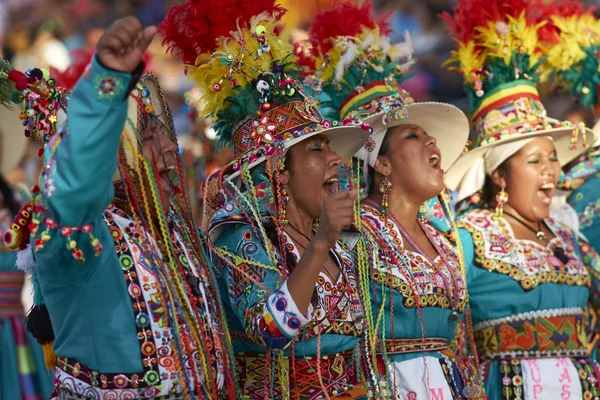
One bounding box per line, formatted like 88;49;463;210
314;190;357;249
97;16;156;73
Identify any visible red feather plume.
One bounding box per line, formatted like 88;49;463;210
528;0;593;44
49;48;94;89
159;0;287;66
307;0;388;55
440;0;530;44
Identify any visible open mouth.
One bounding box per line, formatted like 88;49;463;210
158;165;176;193
323;177;339;194
429;153;441;169
537;182;555;205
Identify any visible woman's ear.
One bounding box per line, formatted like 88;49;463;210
491;168;507;189
279;169;290;185
373;155;392;177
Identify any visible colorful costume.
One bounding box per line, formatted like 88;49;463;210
300;3;483;398
160;1;370;398
443;1;599;398
0;103;52;399
532;1;600;252
1;56;237;399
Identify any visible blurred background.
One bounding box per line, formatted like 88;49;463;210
0;0;598;223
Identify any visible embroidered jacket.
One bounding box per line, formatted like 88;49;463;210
31;57;233;399
458;208;600;399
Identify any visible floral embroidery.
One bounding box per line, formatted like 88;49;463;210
225;228;363;349
93;73;125;101
361;203;468;311
458;209;590;291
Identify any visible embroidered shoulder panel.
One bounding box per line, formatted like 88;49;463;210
360;203;467;311
457;209;590;291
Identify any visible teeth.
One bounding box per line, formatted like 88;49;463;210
429;154;440;167
541;182;555;190
325;178;339;184
167;165;176;171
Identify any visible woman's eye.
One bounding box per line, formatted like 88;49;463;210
309;144;323;151
405;132;418;139
550;156;559;162
527;158;539;164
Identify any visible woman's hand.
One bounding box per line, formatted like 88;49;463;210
96;16;156;73
314;189;357;249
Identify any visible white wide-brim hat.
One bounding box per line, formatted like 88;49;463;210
357;101;469;172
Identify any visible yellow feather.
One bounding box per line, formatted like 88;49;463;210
541;14;600;72
185;14;295;117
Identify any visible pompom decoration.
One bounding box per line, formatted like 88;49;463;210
4;199;33;250
16;244;35;275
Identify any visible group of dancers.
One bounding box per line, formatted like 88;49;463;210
1;0;600;399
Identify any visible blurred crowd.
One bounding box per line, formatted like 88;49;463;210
0;0;598;222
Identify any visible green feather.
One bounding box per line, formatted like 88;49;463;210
0;58;16;109
553;45;600;108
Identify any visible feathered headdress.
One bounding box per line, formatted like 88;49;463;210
300;0;468;176
532;0;600;112
441;0;547;112
441;0;594;202
299;0;415;119
160;0;369;188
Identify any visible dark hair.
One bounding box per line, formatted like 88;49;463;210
483;159;511;204
0;174;20;219
378;129;393;156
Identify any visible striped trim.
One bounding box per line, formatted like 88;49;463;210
473;84;540;122
0;272;25;317
340;80;393;119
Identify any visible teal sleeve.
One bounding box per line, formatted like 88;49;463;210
0;252;18;272
40;55;132;227
214;225;311;349
458;227;476;283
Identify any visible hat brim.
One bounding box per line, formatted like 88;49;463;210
0;107;28;175
225;124;370;181
364;102;469;171
592;119;600;147
445;126;595;195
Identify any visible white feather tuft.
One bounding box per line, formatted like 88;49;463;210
389;30;415;61
335;40;358;82
16;244;35;275
360;33;376;50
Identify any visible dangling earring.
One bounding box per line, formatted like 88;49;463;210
494;185;508;221
280;187;289;225
418;204;427;223
379;175;392;218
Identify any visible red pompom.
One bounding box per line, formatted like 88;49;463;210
8;69;29;91
159;0;287;66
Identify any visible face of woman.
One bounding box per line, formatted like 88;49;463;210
140;121;179;214
281;135;343;220
497;137;561;222
375;124;444;202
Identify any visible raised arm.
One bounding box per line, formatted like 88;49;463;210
41;17;156;227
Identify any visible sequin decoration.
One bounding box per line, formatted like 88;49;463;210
94;73;124;101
